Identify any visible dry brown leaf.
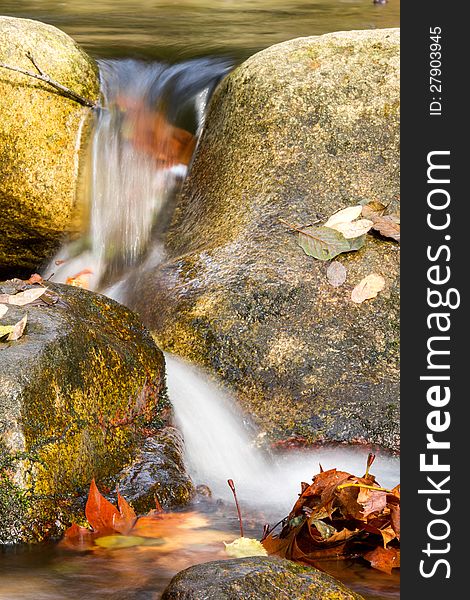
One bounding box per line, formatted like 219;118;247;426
371;215;400;242
7;314;27;341
364;546;400;574
0;287;46;306
326;262;347;287
351;274;385;303
361;201;387;219
357;488;387;518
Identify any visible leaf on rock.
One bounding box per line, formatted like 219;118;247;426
0;304;8;318
85;479;120;534
327;219;374;239
25;273;44;285
0;314;27;342
326;261;347;287
298;226;365;261
324;205;363;228
0;287;47;306
364;546;400;574
351;274;386;303
224;537;268;558
371;215;400;242
361;201;387;219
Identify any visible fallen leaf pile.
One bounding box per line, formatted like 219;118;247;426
281;200;399;262
62;480;232;554
261;455;400;575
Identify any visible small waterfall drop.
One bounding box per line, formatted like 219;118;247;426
46;57;230;290
165;354;399;515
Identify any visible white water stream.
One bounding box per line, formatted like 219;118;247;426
166;354;399;515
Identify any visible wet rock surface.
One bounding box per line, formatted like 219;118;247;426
0;282;167;543
130;29;400;451
115;426;195;512
161;556;364;599
0;17;100;278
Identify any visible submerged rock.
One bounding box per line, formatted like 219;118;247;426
115;426;194;512
130;29;400;451
0;17;100;278
0;282;167;543
161;556;364;599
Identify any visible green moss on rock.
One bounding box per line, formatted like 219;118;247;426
0;17;100;277
161;557;364;599
129;29;400;451
0;282;166;543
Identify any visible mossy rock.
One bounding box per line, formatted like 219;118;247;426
161;557;364;599
130;30;400;451
115;427;195;512
0;17;100;278
0;282;166;543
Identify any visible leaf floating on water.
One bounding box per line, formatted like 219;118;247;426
94;534;164;550
85;479;120;534
324;205;363;229
224;537;268;558
0;304;8;318
298;226;365;261
326;261;347;287
0;287;47;306
351;274;386;303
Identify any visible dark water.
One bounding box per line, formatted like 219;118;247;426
1;0;399;61
1;2;400;598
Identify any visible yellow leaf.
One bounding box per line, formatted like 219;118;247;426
224;537;268;558
351;274;385;303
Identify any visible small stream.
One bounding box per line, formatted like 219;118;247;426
1;2;400;598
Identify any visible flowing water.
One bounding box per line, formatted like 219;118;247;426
1;1;400;598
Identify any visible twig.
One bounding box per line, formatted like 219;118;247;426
227;479;244;537
0;52;97;108
278;218;322;241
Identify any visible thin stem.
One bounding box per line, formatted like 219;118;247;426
0;53;97;108
337;483;392;493
227;479;244;537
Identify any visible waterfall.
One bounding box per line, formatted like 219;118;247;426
46;57;231;290
165;354;399;514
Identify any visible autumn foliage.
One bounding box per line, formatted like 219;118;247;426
261;455;400;574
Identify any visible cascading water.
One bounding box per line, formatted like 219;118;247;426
166;354;399;515
47;57;399;514
46;57;230;290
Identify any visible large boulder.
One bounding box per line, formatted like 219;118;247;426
0;282;166;543
161;557;364;599
130;29;400;451
0;17;100;278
